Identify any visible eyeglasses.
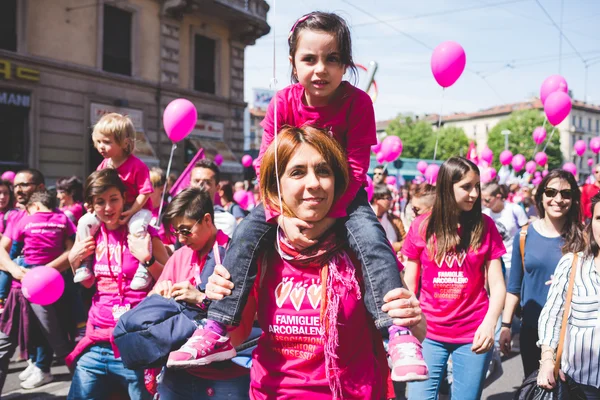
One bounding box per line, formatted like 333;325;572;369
14;182;35;190
378;196;392;201
170;218;201;237
373;172;384;176
543;188;572;200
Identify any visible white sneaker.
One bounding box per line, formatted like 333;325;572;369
130;264;152;291
73;266;93;283
486;346;503;380
20;366;53;389
18;359;35;381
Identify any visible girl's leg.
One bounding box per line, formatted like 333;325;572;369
67;346;110;399
406;339;449;400
519;323;541;378
106;347;150;400
450;342;493;400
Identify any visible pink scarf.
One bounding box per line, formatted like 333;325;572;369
278;229;362;399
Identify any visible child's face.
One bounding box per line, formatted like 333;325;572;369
92;131;123;160
291;30;346;107
453;171;480;212
92;187;125;227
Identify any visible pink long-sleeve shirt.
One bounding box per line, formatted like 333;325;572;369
257;82;376;221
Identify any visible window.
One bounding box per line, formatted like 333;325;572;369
572;116;577;127
0;90;30;171
589;118;592;132
194;35;216;94
473;125;477;135
102;5;132;76
579;116;583;128
485;124;489;134
0;0;17;51
597;119;599;133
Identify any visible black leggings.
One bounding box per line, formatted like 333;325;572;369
520;324;541;378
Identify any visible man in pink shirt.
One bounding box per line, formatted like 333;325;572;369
581;164;600;220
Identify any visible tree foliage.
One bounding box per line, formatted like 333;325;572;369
486;109;562;171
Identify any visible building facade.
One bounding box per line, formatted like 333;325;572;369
0;0;269;184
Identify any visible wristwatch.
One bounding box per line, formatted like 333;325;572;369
144;256;156;268
501;322;511;329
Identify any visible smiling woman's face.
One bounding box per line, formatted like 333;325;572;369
279;143;335;222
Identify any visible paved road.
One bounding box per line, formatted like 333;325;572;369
1;351;525;399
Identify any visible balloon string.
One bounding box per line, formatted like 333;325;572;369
542;127;556;152
157;143;177;225
433;88;445;161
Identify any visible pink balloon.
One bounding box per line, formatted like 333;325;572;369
534;152;548;167
416;161;428;174
22;266;64;306
532;176;543;186
512;154;526;172
481;147;494;164
574;140;587;157
534;171;542;177
480;168;493;184
563;162;578;176
590;137;600;154
376;152;385;164
385;176;397;186
532;127;547;145
424;164;440;185
380;136;403;162
499;150;513;166
163;99;198;142
489;167;497;180
241;155;253;168
542;170;549;177
430;41;466;88
233;190;249;209
1;171;15;183
588;158;594;167
371;138;382;154
540;75;568;105
366;175;374;202
214;154;223;166
544;91;572;126
525;161;537;174
413;176;425;185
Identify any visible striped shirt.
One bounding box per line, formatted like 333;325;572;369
538;253;600;388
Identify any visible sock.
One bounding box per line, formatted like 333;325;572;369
389;325;411;338
205;319;227;336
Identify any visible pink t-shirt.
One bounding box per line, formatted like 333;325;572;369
0;209;18;234
4;209;27;242
98;155;153;209
150;204;173;245
87;224;158;329
258;82;376;220
61;203;84;224
250;251;387;400
401;214;506;343
14;211;75;266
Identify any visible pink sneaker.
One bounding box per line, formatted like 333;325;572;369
388;333;429;382
166;328;236;369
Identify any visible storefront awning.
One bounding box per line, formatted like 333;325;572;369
186;136;243;174
133;131;159;167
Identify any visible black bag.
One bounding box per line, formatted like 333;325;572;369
514;370;587;400
113;295;205;369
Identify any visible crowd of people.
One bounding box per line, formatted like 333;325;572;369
0;9;597;400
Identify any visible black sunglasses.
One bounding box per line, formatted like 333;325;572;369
170;218;201;237
543;188;572;200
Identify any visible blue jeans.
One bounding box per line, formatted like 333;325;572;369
209;189;402;329
158;368;250;400
68;344;149;400
407;338;492;400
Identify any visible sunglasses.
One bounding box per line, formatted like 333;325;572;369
543;188;572;200
170;218;201;237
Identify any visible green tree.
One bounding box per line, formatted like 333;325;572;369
426;126;470;160
486;109;562;171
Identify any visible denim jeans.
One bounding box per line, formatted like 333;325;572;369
158;368;250;400
68;343;150;400
407;338;493;400
0;271;11;299
209;189;402;329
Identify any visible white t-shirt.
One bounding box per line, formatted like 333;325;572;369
214;206;237;238
483;202;528;270
379;213;398;244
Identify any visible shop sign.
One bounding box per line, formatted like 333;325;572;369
0;59;40;82
0;90;30;108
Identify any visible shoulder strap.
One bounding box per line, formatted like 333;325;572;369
554;253;579;379
519;224;529;271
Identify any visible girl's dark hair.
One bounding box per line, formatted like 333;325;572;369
371;184;391;204
162;187;214;232
84;169;127;205
535;169;584;254
425;157;483;260
288;12;358;84
0;180;14;212
586;193;600;257
219;182;234;204
56;176;84;203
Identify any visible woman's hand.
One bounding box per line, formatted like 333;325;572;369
382;288;422;327
68;236;96;269
152;280;174;298
537;359;566;389
8;264;27;281
278;216;317;250
471;320;496;354
128;233;152;264
205;264;234;300
171;281;203;304
499;326;512;355
118;209;134;225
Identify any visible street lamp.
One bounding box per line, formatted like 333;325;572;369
501;129;511;151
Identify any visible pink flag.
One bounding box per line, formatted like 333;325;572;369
466;142;479;164
169;148;204;197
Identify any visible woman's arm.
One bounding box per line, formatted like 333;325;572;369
472;258;505;354
382;286;426;342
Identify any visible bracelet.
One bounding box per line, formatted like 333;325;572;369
143;256;156;268
539;358;555;366
501;322;511;329
540;349;556;361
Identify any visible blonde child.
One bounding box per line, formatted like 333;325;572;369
73;113;154;290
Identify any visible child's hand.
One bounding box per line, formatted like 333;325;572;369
278;216;317;250
119;209;134;225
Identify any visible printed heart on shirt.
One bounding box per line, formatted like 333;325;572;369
307;284;322;310
444;253;456;268
95;242;107;262
290;286;306;311
454;252;467;267
275;280;293;308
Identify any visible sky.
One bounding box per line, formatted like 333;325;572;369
243;0;600;121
